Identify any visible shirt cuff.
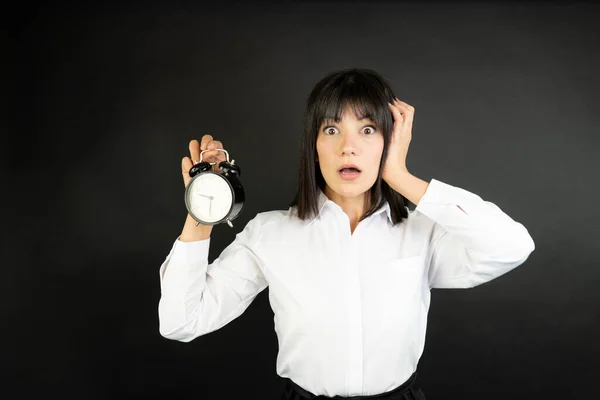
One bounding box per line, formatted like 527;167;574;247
159;236;211;280
170;236;211;265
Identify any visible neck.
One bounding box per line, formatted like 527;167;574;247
324;187;370;227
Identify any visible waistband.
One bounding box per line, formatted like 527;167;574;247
286;372;419;400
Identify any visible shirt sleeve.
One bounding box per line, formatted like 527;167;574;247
415;178;535;289
157;214;268;342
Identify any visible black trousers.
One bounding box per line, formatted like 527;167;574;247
280;372;426;400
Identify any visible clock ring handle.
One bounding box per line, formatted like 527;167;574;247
199;148;235;165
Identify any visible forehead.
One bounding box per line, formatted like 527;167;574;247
320;105;374;124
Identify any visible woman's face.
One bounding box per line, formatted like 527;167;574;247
316;106;385;201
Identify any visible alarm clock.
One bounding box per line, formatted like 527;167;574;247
184;148;245;228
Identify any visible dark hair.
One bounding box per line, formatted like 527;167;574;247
289;68;410;225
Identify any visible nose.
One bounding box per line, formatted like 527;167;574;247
340;132;357;156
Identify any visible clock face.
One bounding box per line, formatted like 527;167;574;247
186;173;233;223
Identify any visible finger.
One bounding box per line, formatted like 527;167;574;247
207;140;222;150
201;135;220;163
189;139;201;164
200;134;214;151
182;156;193;174
394;98;415;114
205;140;227;163
393;98;414;126
182;156;193;186
388;102;404;124
209;140;225;159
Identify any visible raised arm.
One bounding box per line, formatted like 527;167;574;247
158;214;268;341
414;178;535;289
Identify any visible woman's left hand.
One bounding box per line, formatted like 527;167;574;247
382;98;414;183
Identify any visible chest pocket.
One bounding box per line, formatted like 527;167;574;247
375;254;426;315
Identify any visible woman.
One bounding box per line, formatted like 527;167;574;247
158;68;535;399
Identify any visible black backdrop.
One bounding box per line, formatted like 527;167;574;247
8;1;599;399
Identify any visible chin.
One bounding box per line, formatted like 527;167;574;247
329;181;374;199
323;170;377;197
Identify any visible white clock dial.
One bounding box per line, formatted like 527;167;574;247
188;173;233;223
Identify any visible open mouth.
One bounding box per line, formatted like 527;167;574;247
338;167;361;180
339;167;361;174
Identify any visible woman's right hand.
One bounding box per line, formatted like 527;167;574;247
182;135;227;188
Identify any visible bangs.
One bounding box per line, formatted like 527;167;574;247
312;72;392;131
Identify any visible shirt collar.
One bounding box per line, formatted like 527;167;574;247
307;188;393;226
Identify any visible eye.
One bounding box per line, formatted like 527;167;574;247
321;125;377;135
323;126;338;135
363;125;377;135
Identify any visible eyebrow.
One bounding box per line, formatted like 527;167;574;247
321;122;376;130
322;117;374;124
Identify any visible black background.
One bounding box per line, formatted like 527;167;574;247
7;1;599;398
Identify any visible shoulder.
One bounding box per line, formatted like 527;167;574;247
248;207;305;239
256;207;302;227
255;208;292;223
401;206;438;237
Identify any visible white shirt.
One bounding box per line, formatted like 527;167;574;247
158;178;535;397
